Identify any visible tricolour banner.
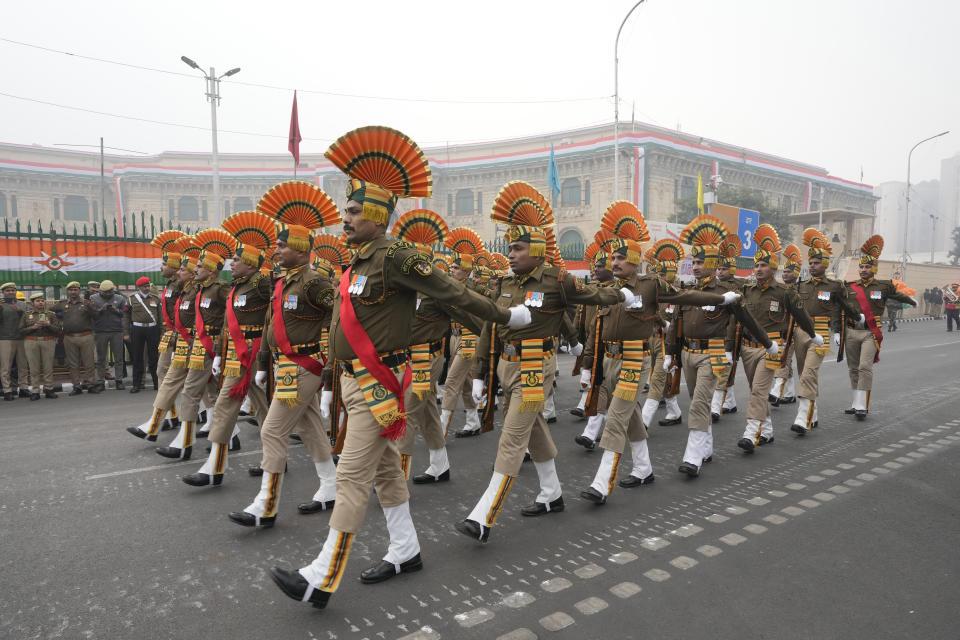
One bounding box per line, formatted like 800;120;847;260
0;236;161;287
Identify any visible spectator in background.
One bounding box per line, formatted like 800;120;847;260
125;277;162;393
922;288;932;316
86;281;100;300
90;279;129;391
933;287;944;318
19;292;61;400
53;281;99;394
0;282;30;401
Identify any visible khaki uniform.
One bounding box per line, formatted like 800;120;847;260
152;282;199;417
440;325;478;412
53;298;97;389
20;309;61;389
575;280;614;414
207;271;272;446
125;290;163;389
1;297;29;394
326;236;511;534
738;279;816;444
176;277;228;423
844;277;915;396
255;264;335;475
156;279;184;385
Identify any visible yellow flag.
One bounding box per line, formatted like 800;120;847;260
697;173;704;214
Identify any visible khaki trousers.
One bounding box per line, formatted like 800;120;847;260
597;355;648;452
329;368;410;533
177;356;219;423
0;339;29;392
95;331;125;381
64;333;96;388
24;338;56;389
156;345;174;388
154;358;191;412
794;327;827;400
646;335;669;402
741;345;775;422
440;334;476;411
681;350;719;432
259;366;331;473
493;354;558;476
400;353;446;455
208;364;270;445
844;328;878;391
774;343;794;381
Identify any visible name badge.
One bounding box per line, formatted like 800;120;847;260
818;291;830;301
201;297;212;309
769;300;780;312
349;274;367;295
284;294;298;310
524;291;544;307
234;294;246;307
870;290;882;300
701;305;716;312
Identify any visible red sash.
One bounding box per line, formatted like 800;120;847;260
174;291;192;344
194;289;216;359
850;282;882;363
338;266;412;440
161;287;176;331
272;278;326;377
226;286;262;400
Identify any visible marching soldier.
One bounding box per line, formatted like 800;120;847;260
1;282;30;400
736;225;820;452
53;281;97;394
788;229;862;433
667;216;769;476
439;228;485;437
843;235;916;418
125;276;162;393
769;245;802;406
713;239;745;417
573;244;614;449
182;212;275;487
454;184;625;542
579;207;736;502
126;238;201;443
269;126;527;609
20;292;61;399
150;231;188;428
225;185;341;524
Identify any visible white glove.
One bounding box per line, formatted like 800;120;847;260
579;369;592;389
812;334;824;347
619;287;640;308
507;305;532;327
569;342;583;357
471;379;486;405
725;351;733;364
254;371;267;389
766;341;779;356
320;390;333;420
211;356;222;377
663;355;673;372
833;332;841;346
721;291;741;305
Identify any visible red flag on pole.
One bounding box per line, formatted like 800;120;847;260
288;91;302;169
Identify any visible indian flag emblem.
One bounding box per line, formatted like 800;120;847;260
34;249;74;275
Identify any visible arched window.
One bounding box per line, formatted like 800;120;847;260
64;195;89;221
558;228;584;251
456;189;474;215
178;196;199;221
561;178;580;207
233;197;254;212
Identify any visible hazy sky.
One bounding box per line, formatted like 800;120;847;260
1;0;956;185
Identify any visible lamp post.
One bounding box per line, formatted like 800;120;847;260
930;214;940;264
613;1;646;201
181;56;241;224
903;130;948;277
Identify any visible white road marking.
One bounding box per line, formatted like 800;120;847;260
85;448;263;480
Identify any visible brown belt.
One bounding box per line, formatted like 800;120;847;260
25;335;56;341
66;331;93;337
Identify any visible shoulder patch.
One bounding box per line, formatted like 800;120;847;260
386;240;414;259
414;261;433;276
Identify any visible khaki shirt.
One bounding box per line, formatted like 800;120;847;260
259;264;334;365
796;276;861;334
845;277;916;323
126;292;163;326
193;277;230;350
53;298;96;334
20;310;61;337
665;275;770;353
175;281;200;332
328;236;510;361
160;279;184;330
741;278;816;338
229;271;273;328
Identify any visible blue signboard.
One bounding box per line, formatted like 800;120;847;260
738;208;759;258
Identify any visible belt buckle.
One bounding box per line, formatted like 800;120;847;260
503;344;518;358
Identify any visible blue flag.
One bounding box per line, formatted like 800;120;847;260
548;143;561;200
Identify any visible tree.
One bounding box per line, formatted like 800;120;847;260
948;226;960;266
675;185;793;240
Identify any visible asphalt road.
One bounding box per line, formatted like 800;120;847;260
1;319;958;640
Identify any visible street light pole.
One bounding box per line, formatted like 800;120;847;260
613;1;646;202
181;56;240;224
903;130;948;278
930;214;939;264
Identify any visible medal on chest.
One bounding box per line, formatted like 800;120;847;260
180;300;190;310
165;289;172;298
524;291;544;307
870;290;882;300
701;305;716;312
200;297;212;309
769;300;780;312
349;274;368;295
234;294;247;308
283;294;298;310
817;290;830;301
